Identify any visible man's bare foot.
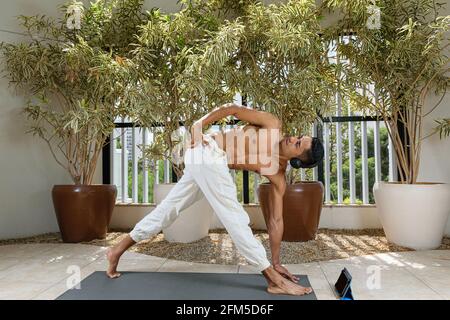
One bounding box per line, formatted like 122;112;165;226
263;267;313;296
106;247;121;279
267;281;312;296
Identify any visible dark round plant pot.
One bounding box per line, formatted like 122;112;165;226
52;184;117;243
258;182;324;242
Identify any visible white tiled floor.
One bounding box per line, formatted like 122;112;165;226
0;243;449;300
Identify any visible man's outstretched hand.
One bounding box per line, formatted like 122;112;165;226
189;133;209;148
273;264;299;283
189;122;209;148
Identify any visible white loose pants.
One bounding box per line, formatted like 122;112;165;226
129;135;271;272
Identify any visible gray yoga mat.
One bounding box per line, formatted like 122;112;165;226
57;271;317;300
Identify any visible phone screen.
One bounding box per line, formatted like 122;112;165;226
335;270;350;295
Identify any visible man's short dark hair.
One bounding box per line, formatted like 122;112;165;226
301;137;324;167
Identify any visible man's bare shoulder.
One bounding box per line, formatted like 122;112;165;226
263;171;287;190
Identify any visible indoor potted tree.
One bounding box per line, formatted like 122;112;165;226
326;0;450;249
194;0;335;241
0;0;146;242
129;2;232;243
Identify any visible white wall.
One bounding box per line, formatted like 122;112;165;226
110;204;382;231
0;1;74;240
418;93;450;236
417;3;450;235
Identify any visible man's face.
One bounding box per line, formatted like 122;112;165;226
280;134;313;160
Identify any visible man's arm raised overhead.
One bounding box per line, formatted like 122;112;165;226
194;103;281;129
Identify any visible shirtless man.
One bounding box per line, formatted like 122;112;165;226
106;103;324;296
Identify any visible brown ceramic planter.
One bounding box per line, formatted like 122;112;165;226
258;182;324;242
52;184;117;243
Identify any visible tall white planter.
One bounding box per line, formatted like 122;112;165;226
373;182;450;250
154;183;213;243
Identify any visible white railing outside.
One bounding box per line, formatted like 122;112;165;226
111;114;396;205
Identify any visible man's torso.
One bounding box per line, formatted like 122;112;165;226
210;125;286;177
